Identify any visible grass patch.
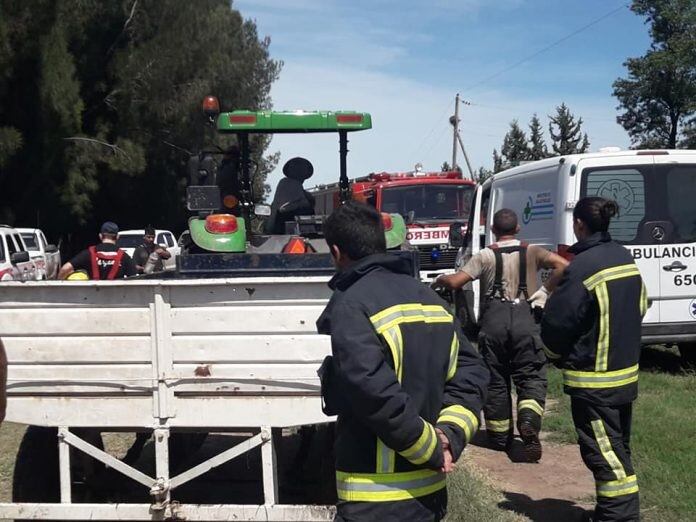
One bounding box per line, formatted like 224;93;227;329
0;422;25;502
448;463;527;521
543;346;696;522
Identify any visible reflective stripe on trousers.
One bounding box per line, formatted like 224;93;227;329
563;364;639;389
336;469;446;502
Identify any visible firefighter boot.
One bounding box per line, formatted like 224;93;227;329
517;408;542;462
486;418;513;451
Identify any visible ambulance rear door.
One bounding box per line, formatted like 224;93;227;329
652;154;696;332
576;155;659;325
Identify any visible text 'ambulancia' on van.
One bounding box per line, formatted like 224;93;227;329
450;149;696;366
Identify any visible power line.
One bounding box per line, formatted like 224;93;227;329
461;3;630;94
410;99;454;163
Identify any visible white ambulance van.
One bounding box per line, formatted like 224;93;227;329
451;149;696;365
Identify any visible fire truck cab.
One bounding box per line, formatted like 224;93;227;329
311;168;476;281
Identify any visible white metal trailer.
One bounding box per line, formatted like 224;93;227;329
0;277;336;520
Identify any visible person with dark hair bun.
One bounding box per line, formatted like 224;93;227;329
541;196;647;522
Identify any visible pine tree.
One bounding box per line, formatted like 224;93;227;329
579;133;591;153
549;103;585;155
501;120;528;166
493;149;504;173
527;114;548;160
476;166;493;183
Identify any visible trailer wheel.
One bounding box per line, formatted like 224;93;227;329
13;426;106;519
678;342;696;369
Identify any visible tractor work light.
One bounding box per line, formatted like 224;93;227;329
336;114;364;124
223;195;239;209
202;96;220;117
229;114;257;125
205;213;238;234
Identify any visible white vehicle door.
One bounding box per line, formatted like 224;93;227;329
651;157;696;325
0;236;13;280
576;156;659;324
164;232;179;270
467;184;492;321
9;234;35;281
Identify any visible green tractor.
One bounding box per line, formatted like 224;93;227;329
179;97;411;276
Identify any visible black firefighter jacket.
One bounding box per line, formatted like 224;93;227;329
541;232;647;405
316;253;489;503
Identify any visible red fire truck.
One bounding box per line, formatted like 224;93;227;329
311;168;476;281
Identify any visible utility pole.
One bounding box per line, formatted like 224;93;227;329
450;94;474;179
451;93;460;170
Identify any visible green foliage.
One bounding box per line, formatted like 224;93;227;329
527;114;549;160
501;119;528;167
613;0;696;148
0;0;281;240
0;126;22;167
549;103;589;155
492;148;504;173
491;106;588;173
476;166;493;183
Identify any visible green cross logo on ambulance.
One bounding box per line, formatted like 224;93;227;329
580;157;696;330
522;192;555;224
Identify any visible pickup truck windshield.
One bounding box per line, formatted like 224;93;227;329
381;184;474;221
20;233;38;250
117;234;143;249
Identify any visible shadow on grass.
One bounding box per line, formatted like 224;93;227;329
640;345;683;374
499;491;591;522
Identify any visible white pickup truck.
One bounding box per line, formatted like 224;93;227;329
0;276;336;521
18;228;61;280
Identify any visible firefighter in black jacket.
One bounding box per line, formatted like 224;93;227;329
317;202;489;522
542;197;647;522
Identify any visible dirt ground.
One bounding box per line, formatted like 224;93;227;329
465;430;595;522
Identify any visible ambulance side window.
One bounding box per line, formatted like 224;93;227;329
582;168;646;243
664;165;696;243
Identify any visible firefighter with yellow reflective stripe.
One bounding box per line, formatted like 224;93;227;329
317;202;489;522
542;197;647;522
434;209;568;462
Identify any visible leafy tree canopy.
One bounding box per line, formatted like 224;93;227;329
613;0;696;148
0;0;281;250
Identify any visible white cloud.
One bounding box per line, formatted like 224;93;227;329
264;60;630;195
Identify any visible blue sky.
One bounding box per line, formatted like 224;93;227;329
234;0;651;189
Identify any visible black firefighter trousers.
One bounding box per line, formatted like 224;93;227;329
478;298;547;445
571;398;639;522
334;489;447;522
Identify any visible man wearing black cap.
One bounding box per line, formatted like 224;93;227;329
58;221;137;280
133;226;171;274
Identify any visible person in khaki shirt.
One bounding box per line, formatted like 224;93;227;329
434;209;567;462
